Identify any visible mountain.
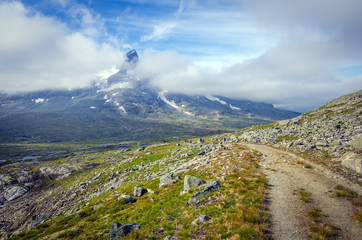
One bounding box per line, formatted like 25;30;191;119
0;50;299;143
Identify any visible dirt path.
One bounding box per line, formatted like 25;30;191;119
244;143;361;240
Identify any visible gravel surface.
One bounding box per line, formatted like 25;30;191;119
245;143;362;240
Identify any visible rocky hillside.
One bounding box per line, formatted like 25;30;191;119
238;89;362;180
0;136;269;239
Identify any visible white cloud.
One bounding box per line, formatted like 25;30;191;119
134;45;362;112
141;22;177;41
0;1;123;94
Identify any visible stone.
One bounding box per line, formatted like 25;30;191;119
184;175;205;192
133;186;147;197
94;204;104;210
147;189;155;194
108;222;140;240
118;195;137;203
31;213;49;227
190;181;221;202
164;236;178;240
0;174;15;186
159;172;175;188
340;152;362;174
4;186;28;201
191;215;211;225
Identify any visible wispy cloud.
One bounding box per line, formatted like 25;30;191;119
141;22;177;41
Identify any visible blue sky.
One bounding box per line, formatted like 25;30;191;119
1;0;362;112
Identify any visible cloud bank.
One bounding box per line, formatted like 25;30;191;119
132;0;362;112
1;0;362;112
0;1;123;94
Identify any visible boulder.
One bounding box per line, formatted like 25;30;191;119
190;181;221;202
108;222;140;240
4;186;28;201
118;195;137;203
159;172;179;188
133;186;147;197
184;175;205;192
191;215;211;225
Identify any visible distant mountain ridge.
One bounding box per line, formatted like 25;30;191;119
0;50;299;143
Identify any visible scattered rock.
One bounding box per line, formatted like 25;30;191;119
133;186;147;197
4;186;28;201
94;204;104;210
136;146;146;152
108;222;140;240
164;236;178;240
147;188;155;194
159;172;180;188
184;175;205;192
190;181;221;202
191;215;211;225
0;174;15;186
118;195;137;203
31;213;49;227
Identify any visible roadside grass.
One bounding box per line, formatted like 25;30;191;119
296;190;339;239
333;185;362;222
299;188;312;203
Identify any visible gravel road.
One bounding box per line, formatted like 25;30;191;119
245;143;361;240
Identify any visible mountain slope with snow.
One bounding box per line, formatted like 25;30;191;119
0;50;299;143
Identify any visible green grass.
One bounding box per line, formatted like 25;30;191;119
8;142;269;239
275;136;300;142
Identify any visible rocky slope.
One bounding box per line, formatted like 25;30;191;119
0;137;269;239
238;89;362;179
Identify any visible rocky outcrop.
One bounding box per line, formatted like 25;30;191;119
184;175;205;192
39;163;99;179
340;152;362;174
108;222;140;240
3;186;28;201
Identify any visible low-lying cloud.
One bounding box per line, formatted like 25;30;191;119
0;1;123;94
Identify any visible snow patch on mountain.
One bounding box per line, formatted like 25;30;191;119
119;106;127;114
97;66;119;80
158;90;179;110
206;95;227;105
229;104;241;110
35;98;45;104
97;82;133;93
